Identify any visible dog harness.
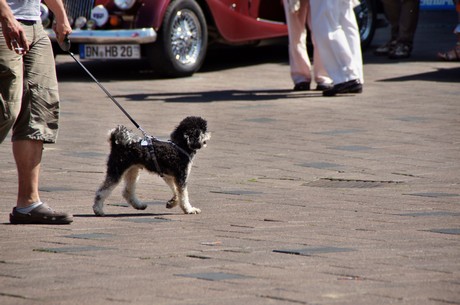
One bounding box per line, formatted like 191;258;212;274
140;136;192;177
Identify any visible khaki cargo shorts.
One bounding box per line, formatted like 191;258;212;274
0;21;59;144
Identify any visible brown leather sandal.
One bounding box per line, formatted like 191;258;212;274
437;45;460;61
10;203;73;224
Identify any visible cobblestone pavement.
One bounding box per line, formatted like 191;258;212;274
1;11;459;305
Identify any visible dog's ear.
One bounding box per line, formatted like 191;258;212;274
184;133;190;144
184;129;199;150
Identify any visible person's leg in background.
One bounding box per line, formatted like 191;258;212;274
309;0;363;96
341;2;364;83
284;0;313;90
310;0;361;84
305;2;333;89
390;0;420;58
437;0;460;61
376;0;420;58
374;0;400;56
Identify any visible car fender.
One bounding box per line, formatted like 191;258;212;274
205;0;287;42
135;0;287;43
136;0;171;30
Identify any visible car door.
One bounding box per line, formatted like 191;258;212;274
206;0;287;42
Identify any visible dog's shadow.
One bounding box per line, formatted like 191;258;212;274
73;212;174;218
74;201;174;218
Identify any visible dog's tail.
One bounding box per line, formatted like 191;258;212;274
109;125;140;147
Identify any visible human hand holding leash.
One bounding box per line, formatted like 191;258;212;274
59;34;71;52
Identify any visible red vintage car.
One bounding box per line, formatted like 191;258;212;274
42;0;381;78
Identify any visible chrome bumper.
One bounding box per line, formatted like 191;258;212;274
46;28;157;44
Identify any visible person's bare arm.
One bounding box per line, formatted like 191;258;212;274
0;0;28;54
43;0;72;44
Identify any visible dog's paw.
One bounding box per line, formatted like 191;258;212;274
185;207;201;214
133;203;147;210
166;197;178;209
93;204;105;216
123;192;147;210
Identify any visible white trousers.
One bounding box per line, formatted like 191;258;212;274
283;0;332;85
309;0;364;84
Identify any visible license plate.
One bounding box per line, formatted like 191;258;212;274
79;44;140;59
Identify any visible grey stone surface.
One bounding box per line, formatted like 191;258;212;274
0;11;459;305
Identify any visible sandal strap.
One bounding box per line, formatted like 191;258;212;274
454;45;460;59
438;46;460;61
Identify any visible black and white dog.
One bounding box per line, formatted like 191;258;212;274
93;116;210;216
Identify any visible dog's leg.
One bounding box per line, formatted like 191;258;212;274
177;184;201;214
163;175;179;209
122;166;147;211
93;176;119;216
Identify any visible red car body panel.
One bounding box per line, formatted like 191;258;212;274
120;0;287;43
205;0;287;42
136;1;170;30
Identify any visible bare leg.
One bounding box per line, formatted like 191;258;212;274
12;140;42;208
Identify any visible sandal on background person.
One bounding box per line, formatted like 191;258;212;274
437;44;460;61
389;42;412;59
374;40;397;56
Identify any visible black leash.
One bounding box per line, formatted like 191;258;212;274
59;37;150;138
59;37;165;175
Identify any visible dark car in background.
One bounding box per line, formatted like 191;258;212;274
42;0;383;78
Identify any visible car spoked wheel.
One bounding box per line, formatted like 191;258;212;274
170;10;202;66
354;0;377;49
147;0;207;77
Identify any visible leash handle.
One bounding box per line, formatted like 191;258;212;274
59;35;71;52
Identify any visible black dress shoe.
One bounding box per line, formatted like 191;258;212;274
293;82;310;91
315;83;333;91
323;79;362;96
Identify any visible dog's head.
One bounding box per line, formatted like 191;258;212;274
170;116;211;151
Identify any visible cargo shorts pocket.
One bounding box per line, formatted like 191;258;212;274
14;83;60;143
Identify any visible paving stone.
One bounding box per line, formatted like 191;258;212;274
273;247;356;256
427;229;460;235
0;11;459;305
175;272;252;281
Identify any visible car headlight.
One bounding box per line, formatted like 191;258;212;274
114;0;136;10
74;16;87;29
90;5;109;27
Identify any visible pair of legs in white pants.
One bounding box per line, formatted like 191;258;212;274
309;0;364;85
283;0;332;88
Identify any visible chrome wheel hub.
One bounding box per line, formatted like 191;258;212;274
170;10;202;65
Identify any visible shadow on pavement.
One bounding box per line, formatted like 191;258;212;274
73;213;174;218
378;66;460;83
114;89;324;103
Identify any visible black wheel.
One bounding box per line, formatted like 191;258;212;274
354;0;377;49
146;0;208;77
